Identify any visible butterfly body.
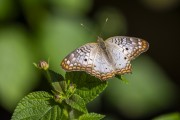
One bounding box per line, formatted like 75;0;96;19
97;37;114;66
61;36;149;80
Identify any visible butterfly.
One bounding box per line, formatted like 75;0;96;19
61;36;149;80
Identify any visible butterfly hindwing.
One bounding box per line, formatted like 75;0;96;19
91;48;115;80
105;41;132;74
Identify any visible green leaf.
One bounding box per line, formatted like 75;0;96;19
65;94;87;113
11;91;63;120
48;70;64;93
48;70;64;83
115;74;121;80
65;71;108;103
68;109;84;120
79;113;105;120
59;80;68;93
115;75;129;84
153;112;180;120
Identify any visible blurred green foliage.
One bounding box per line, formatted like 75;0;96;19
153;112;180;120
0;0;16;20
103;56;177;119
0;26;39;110
140;0;180;11
0;0;179;119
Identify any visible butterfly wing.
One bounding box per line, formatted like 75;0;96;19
61;43;98;73
106;36;149;60
61;42;115;80
105;36;149;74
61;36;149;80
91;48;115;80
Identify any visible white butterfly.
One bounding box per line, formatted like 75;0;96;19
61;36;149;80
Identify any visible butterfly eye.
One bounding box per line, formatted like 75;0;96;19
124;57;127;60
125;48;129;50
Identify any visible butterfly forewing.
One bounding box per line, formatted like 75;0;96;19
61;43;97;73
106;36;149;60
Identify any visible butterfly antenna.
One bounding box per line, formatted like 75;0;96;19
80;18;108;41
80;23;97;41
99;18;109;38
80;23;92;33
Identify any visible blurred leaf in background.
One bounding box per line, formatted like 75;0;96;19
95;7;127;38
0;0;17;20
153;112;180;120
139;0;180;11
51;0;93;15
103;56;178;119
0;26;39;111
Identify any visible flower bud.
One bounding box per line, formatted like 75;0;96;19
37;61;49;70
